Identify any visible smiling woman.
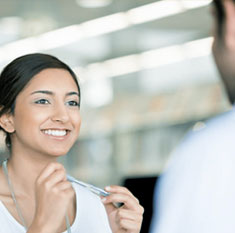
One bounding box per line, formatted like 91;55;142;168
0;54;143;233
10;68;82;158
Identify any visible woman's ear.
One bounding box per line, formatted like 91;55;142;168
0;113;15;133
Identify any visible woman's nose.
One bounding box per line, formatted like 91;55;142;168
51;104;69;123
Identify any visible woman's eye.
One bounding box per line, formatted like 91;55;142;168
35;99;50;105
67;100;79;107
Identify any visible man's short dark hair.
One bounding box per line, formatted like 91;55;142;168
213;0;235;37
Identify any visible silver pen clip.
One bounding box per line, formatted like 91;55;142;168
67;175;110;197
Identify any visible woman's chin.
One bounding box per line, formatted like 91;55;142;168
46;149;70;157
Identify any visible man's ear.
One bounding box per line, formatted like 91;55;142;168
224;0;235;50
0;113;15;133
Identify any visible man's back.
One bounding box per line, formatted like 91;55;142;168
150;108;235;233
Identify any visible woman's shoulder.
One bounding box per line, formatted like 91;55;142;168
71;181;107;216
72;182;102;203
71;182;112;232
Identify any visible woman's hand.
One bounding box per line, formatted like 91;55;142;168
28;162;74;233
101;185;144;233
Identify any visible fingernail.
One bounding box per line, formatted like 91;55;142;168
105;186;111;191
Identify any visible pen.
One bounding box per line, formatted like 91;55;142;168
67;174;110;197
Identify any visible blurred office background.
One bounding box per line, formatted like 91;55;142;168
0;0;230;187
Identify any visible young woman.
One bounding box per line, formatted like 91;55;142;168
0;53;144;233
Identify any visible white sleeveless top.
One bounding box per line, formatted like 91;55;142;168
0;182;112;233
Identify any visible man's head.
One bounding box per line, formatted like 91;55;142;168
212;0;235;104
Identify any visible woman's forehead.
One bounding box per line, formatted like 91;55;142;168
23;68;79;92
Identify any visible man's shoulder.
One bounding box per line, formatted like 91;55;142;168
163;109;235;178
206;108;235;128
187;109;235;142
172;109;235;160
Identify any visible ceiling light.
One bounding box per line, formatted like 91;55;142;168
127;0;212;24
76;0;112;8
78;37;213;80
0;0;212;65
80;13;130;37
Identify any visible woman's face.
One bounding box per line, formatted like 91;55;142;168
9;68;81;157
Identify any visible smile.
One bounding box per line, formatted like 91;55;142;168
42;129;68;137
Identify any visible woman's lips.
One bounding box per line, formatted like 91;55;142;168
42;129;67;136
41;129;71;140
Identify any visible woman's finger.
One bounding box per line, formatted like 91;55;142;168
115;208;143;223
37;162;65;182
105;186;136;198
102;193;144;213
105;186;140;204
102;202;117;215
55;180;73;191
118;218;142;232
44;169;67;187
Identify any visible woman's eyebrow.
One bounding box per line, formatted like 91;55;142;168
66;91;79;97
30;90;53;95
30;90;79;96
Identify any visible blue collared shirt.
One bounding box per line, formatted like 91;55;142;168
150;108;235;233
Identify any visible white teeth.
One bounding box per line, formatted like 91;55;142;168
43;130;67;136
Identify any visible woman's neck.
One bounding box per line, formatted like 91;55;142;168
7;151;58;198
